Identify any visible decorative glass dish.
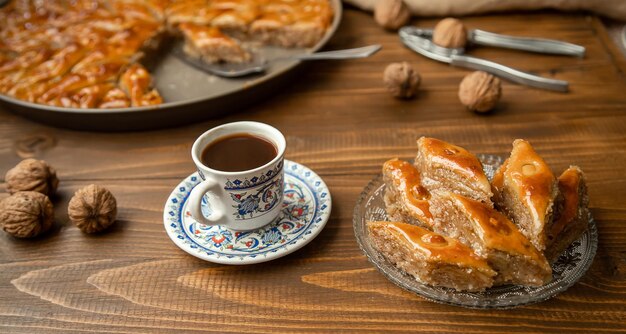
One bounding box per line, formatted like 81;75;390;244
353;154;598;309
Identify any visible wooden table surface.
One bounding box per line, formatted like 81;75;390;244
1;8;626;334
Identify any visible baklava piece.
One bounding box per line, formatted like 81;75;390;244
70;50;129;80
430;192;552;286
165;0;220;28
545;166;590;262
178;23;251;64
367;221;496;292
210;0;259;34
37;52;127;106
37;74;97;106
382;158;434;228
0;48;51;93
414;137;493;205
56;83;117;109
118;63;163;107
110;0;164;24
492;139;558;251
98;87;131;109
105;20;166;58
249;0;332;48
109;0;171;23
7;44;86;102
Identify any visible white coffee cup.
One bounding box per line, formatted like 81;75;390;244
188;121;286;231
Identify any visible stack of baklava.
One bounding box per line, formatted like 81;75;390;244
368;137;590;291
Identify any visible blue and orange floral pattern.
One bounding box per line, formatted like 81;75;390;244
223;160;283;190
164;160;331;265
229;176;282;220
185;177;309;253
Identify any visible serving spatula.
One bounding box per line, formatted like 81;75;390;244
172;42;381;78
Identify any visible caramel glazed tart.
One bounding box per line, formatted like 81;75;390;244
369;137;590;291
0;0;333;109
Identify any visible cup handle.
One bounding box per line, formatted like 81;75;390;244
188;177;229;227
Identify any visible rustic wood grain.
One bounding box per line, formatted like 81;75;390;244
1;9;626;333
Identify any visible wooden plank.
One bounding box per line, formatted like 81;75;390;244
1;175;625;333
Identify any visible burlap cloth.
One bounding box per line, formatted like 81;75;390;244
344;0;626;20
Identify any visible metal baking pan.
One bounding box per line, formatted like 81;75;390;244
0;0;342;131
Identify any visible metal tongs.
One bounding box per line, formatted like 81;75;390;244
399;27;586;92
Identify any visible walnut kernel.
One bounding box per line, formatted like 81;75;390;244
68;184;117;234
0;191;54;238
433;18;467;48
5;158;59;196
458;71;501;112
383;62;421;99
374;0;411;31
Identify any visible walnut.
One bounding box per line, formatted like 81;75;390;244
68;184;117;234
458;71;502;113
383;62;421;99
5;158;59;196
433;18;467;48
0;191;54;238
374;0;411;31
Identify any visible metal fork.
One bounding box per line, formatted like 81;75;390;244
173;43;382;78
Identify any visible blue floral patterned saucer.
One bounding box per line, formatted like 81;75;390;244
163;160;331;265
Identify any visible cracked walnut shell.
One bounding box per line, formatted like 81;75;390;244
68;184;117;234
0;191;54;238
433;18;467;48
5;158;59;196
383;62;421;99
458;71;502;112
374;0;411;30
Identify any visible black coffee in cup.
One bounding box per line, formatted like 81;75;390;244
201;133;277;172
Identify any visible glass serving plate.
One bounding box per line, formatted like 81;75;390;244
353;154;598;309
